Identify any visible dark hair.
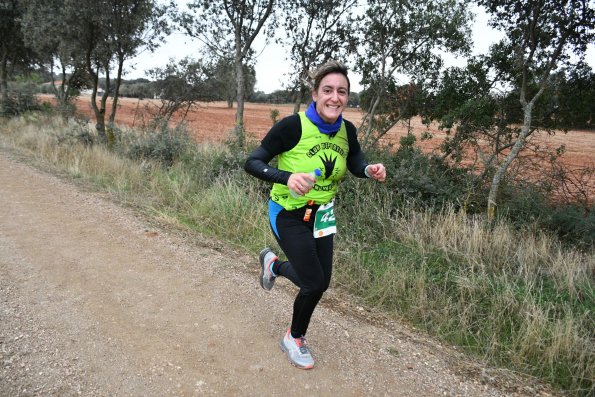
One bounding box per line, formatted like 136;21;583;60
309;60;350;94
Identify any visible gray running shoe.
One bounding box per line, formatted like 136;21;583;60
259;248;277;291
279;329;314;369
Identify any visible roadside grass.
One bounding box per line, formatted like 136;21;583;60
0;114;592;396
334;178;593;395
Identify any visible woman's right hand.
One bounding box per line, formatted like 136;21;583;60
287;173;317;196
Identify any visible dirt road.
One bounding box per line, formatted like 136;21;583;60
0;151;546;396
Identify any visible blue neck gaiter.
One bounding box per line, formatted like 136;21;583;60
305;101;342;134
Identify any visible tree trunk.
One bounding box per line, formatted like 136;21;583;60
293;90;302;114
109;53;125;125
0;49;8;115
102;68;114;148
361;92;382;148
84;45;106;141
293;83;306;114
293;70;310;114
89;68;107;143
487;102;534;220
233;53;245;148
56;65;67;107
50;61;69;118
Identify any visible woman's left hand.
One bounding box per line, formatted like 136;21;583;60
366;163;386;182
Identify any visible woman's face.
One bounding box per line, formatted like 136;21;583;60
312;72;349;124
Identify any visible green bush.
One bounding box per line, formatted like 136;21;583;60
176;143;248;197
124;122;191;167
354;135;485;211
270;108;280;124
369;136;594;249
498;182;595;249
55;118;96;147
498;182;550;224
118;82;155;99
1;88;41;116
546;205;594;249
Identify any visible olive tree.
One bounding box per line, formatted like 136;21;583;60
209;55;256;109
148;57;227;122
79;0;168;143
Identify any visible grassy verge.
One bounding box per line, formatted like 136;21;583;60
1;114;593;396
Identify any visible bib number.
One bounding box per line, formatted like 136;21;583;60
313;201;336;238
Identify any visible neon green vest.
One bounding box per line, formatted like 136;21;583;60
270;112;349;210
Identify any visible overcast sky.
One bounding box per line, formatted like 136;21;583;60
126;5;595;94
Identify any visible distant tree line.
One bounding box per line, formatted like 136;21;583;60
110;75;363;108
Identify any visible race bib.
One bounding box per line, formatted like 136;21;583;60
313;201;337;238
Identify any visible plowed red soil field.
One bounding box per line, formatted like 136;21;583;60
68;96;594;165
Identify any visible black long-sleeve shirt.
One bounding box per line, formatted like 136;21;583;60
244;113;369;184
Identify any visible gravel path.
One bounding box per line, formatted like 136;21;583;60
0;151;553;396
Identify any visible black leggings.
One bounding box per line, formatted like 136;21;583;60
270;204;333;339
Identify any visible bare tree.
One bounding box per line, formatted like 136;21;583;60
147;57;221;123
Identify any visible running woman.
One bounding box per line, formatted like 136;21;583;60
244;60;386;369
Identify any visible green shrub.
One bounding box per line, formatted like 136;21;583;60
270;108;280;124
499;182;595;249
54;118;96;147
546;205;595;249
124;122;191;167
498;182;550;224
1;88;41;116
352;135;485;212
175;144;247;193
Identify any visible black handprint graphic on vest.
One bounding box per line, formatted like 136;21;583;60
319;152;337;179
